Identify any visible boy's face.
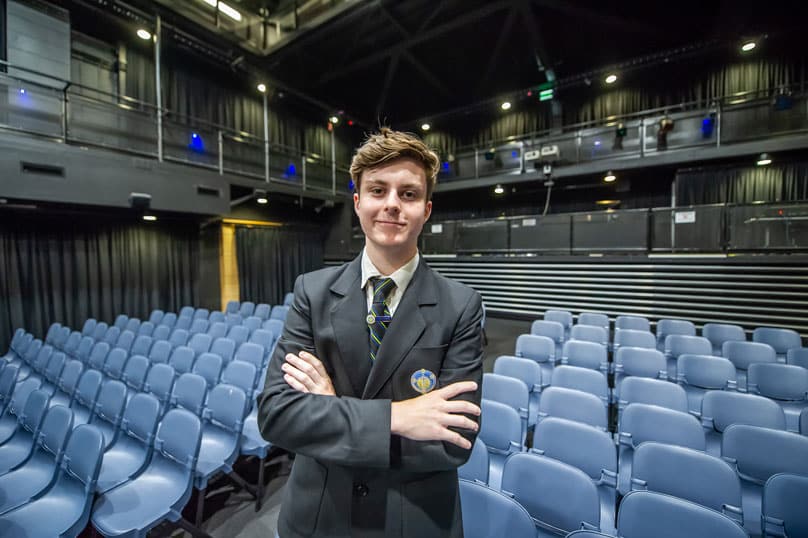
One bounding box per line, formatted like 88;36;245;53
353;157;432;257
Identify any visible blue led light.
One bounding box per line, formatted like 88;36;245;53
19;88;25;95
511;150;519;158
284;163;297;178
188;132;205;153
442;161;450;171
594;140;602;146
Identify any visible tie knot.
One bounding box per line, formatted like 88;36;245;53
371;277;396;304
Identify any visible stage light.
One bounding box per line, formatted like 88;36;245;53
421;123;430;131
19;88;25;95
257;83;267;93
741;41;756;52
189;133;204;153
329;116;339;124
494;184;504;195
256;197;268;204
142;215;157;221
605;74;618;84
603;171;616;183
756;153;772;166
136;29;152;40
596;199;620;206
501;101;511;111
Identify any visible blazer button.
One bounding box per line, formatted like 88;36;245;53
353;482;369;497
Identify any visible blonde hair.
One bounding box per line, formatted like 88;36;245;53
350;127;440;200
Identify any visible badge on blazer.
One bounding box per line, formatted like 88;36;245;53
410;369;437;394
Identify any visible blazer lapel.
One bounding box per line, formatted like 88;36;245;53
330;256;371;397
362;259;437;400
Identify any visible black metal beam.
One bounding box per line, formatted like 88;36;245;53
474;5;517;98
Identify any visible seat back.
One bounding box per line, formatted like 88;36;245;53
207;322;228;340
93;379;127;430
74;336;94;363
262;319;284;340
458;479;536;538
502;453;600;534
124;318;141;334
154;407;202;476
152;324;170;341
87;341;111;371
665;334;712;359
787;347;808;369
515;334;555;363
189;318;209;335
747;362;808;401
57;360;84;398
270;305;290;321
701;391;786;433
753;327;802;357
91;322;108;341
235;342;265;369
533;417;616;484
179;306;195;318
204;383;247;436
59;424;105;505
538;386;607;430
221;360;257;398
210;337;236;365
81;319;97;337
283;293;295;306
168;345;196;375
722;340;776;371
168;328;189;348
570;325;608;347
12;332;34;357
63;331;82;356
615;315;651;332
225;313;243;328
562;340;608;371
617;491;748;538
614;329;656;351
615;347;667;379
530;319;565;345
122;355;150;392
8;377;41;417
619;377;688;413
44;351;67;384
20;388;50;435
550;366;609;406
577;312;609;332
102;326;121;347
238;301;256;317
159;312;177;329
171;372;208;416
762;473;808;538
32;344;54;373
103;348;129;380
120;392;160;448
113;315;128;330
254;303;271;320
619;403;705;451
175;316;193;331
145;363;176;408
482;374;528;438
72;369;103;411
21;338;43;365
227;325;250;347
39;404;74;460
656;319;696;349
493;356;542;393
479;399;523;453
148;340;172;364
192;352;223;389
130;335;153;357
137;321;155;337
458;438;489;485
544;310;573;334
702;323;746;355
0;364;20;405
677;355;736;389
147;309;164;325
193;308;210;320
723;424;808;485
45;323;62;345
248;330;273;357
208;310;225;324
631;442;742;522
243;316;262;334
225;300;240;314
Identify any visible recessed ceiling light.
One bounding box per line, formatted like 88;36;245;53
143;215;157;221
501;101;512;111
603;171;616;182
741;41;756;52
494;184;504;194
257;83;267;93
329;116;339;124
421;123;431;131
256;197;268;204
756;153;772;166
605;74;618;84
136;29;152;40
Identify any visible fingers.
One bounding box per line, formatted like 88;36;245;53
437;381;478;400
440;413;479;431
299;351;329;378
284;373;309;393
286;354;319;380
441;429;472;450
441;400;481;417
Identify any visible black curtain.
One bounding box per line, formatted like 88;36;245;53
0;214;199;351
677;162;808;205
235;226;324;306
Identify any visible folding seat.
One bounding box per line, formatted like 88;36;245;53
501;452;601;536
168;328;190;349
192;353;223;390
493;356;543;428
102;326;121;348
188;318;210;336
12;339;42;381
458;438;490;485
159;312;177;329
458;479;536;538
225;313;243;328
62;331;82;358
179;306;195;318
151;324;170;341
129;335;152;358
551;366;610;409
676;354;736;416
70;369;104;426
0;424;104;538
86;341;111;372
122;317;138;333
248;330;273;363
0;365;19;414
137;321;155;337
48;360;84;409
753;327;802;362
114;330;136;355
616;491;748;538
91;321;109;341
570;325;608;348
254;303;271;321
192;308;209;321
479;399;523;490
225;300;240;314
617;377;688;420
515;334;557;382
722;340;776;391
39;351;66;396
146;340;170;365
144;363;176;416
209;337;236;366
54;326;72;350
762;473;808;538
664;334;712;379
533;417;617;534
87;379;127;450
70;335;92;364
786;347;808;368
630;442;743;525
482;373;529;443
188;333;212;357
700;390;785;455
544;310;573;340
238;301;256;318
270;305;290;322
243;316;262;335
44;323;62;346
0;377;41;444
174;316;193;331
577;312;609;332
170;373;208;417
655;319;696;351
234;341;264;375
722;424;808;536
538;386;608;431
613;347;667;397
531;319;565;356
283;292;295;307
613;329;656;353
147;309;164;325
221;360;257;404
0;389;50;475
747;362;808;432
263;318;284;342
95;392;160;493
207;321;228;340
227;325;250;348
562;340;609;374
81;318;97;338
6;332;33;365
113;314;128;330
0;404;73;514
121;355;150;401
17;344;52;382
617;403;705;495
2;329;24;363
702;323;746;356
168;346;196;376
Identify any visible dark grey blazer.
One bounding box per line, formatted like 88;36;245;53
257;255;484;538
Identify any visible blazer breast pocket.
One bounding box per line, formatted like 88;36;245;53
396;344;449;399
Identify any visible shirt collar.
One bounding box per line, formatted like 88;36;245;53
361;249;420;293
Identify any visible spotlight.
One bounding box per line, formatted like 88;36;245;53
494;184;504;195
500;101;511;111
421;123;431;131
142;215;157;221
329;116;339;124
603;171;616;183
756;153;772;166
741;41;756;52
256;197;268;204
136;29;152;40
605;74;618;84
19;88;25;95
257;83;267;93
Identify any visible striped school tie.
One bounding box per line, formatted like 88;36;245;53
367;277;396;362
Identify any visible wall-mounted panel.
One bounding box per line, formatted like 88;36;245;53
651;206;724;251
572;209;648;251
510;214;571;252
457;219;508;253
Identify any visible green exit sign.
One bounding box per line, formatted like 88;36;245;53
539;88;554;101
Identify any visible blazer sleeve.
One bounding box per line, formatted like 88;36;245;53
394;290;484;472
256;273;393;468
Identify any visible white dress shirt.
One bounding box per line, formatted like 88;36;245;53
360;249;420;316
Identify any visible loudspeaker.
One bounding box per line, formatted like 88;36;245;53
128;192;152;210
